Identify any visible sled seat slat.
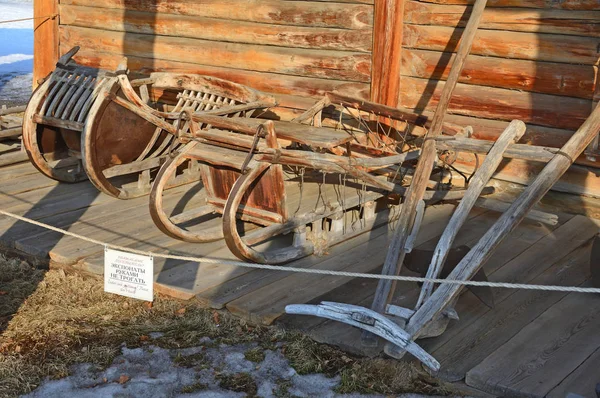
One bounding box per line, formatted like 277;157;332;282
194;115;365;149
185;143;249;170
32;114;84;132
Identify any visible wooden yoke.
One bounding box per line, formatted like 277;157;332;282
363;0;489;347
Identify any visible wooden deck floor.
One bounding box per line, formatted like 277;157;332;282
1;161;599;397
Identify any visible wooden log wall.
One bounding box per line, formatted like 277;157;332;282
55;0;375;118
398;0;600;195
37;0;600;197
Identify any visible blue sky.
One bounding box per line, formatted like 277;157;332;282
0;28;33;73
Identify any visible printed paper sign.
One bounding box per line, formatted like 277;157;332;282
104;248;153;301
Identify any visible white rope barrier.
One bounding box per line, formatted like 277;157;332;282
1;208;598;294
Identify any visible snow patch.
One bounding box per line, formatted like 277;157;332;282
0;53;33;65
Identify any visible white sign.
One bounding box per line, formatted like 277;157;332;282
104;248;154;301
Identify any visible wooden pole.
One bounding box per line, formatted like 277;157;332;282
371;0;404;107
363;0;489;346
415;120;526;309
406;101;600;339
33;0;59;87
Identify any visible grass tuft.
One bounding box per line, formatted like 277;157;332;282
216;372;257;396
244;347;265;363
180;381;208;394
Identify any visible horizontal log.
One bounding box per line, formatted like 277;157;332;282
412;111;600;168
60;26;372;82
59;4;372;52
401;48;596;100
0;127;22;139
0;151;28;167
454;155;600;198
403;24;600;65
436;136;559;162
416;0;600;10
399;76;593;131
60;0;373;29
0;105;26;116
66;49;370;101
405;1;600;37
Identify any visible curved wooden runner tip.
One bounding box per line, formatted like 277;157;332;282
285;301;440;371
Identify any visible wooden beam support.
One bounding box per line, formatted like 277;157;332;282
33;0;59;87
370;0;405;107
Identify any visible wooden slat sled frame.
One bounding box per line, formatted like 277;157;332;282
148;88;515;265
23;46;278;199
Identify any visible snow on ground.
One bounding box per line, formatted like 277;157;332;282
0;0;33;106
23;338;409;398
0;1;33;29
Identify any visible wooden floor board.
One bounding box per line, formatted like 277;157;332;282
547;346;600;398
0;162;40;182
431;241;592;382
466;282;600;397
421;212;577;355
225;204;480;326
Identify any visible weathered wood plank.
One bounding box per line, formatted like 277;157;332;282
547;346;600;398
34;0;58;86
454;155;600;198
400;76;593;131
419;211;572;356
370;0;404;106
59;4;373;52
406;99;600;341
59;26;372;82
65;48;371;101
60;0;374;29
433;242;592;382
226;205;485;325
416;0;600;10
416;121;525;309
401;109;600;169
403;24;600;65
405;1;600;37
401;48;596;100
466;282;600;397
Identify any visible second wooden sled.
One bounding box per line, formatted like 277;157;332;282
149;93;484;263
23;46;276;199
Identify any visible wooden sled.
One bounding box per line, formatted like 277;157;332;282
23;46;276;199
149;92;487;263
23;47;113;183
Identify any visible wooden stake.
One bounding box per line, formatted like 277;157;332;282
363;0;489;346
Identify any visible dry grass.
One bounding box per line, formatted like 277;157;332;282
0;254;452;397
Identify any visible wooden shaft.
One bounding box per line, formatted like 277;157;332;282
416;120;526;309
366;0;489;326
435;136;559;162
406;101;600;339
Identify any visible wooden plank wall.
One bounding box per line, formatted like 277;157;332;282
56;0;375;119
33;0;59;86
398;0;600;193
